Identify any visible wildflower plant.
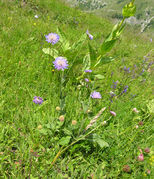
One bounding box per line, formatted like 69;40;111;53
40;0;139;169
1;0;153;177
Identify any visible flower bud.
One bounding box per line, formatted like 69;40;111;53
110;111;116;116
138;153;144;161
37;125;42;130
72;120;77;125
144;148;150;153
56;106;61;111
59;115;64;122
123;165;131;173
135;125;139;129
138;121;143;126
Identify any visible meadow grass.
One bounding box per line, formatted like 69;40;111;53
0;0;153;178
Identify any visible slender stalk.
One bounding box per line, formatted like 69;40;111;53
118;17;125;29
59;71;64;109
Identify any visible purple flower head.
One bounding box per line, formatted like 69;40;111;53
110;111;116;116
85;69;92;73
85;78;89;82
124;66;131;73
150;38;152;42
53;57;68;71
90;91;102;99
45;33;60;45
111;81;118;89
86;30;93;40
122;85;128;94
33;96;43;105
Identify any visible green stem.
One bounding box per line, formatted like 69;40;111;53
119;17;125;29
60;71;64;109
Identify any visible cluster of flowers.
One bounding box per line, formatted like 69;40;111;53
33;30;102;105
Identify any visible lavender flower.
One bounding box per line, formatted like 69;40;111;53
85;78;89;82
122;85;128;94
110;111;116;116
85;69;92;73
33;96;43;105
45;33;60;45
86;30;93;40
53;57;68;71
111;81;118;89
124;66;131;73
90;91;102;99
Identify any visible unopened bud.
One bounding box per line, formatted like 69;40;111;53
37;125;42;130
59;115;64;122
144;148;150;153
110;111;116;116
56;106;61;111
138;121;143;126
138;153;144;161
123;165;131;173
72;120;77;125
135;125;139;129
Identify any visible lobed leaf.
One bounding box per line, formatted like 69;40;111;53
58;136;71;146
42;48;59;58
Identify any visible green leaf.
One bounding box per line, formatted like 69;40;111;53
95;56;115;67
94;74;105;80
88;42;97;66
93;134;109;148
82;54;91;72
101;39;117;55
71;33;87;51
96;139;109;148
58;136;71;146
42;48;58;58
100;22;125;56
57;27;70;51
62;128;72;136
122;2;136;18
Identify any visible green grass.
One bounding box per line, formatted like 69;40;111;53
0;0;154;178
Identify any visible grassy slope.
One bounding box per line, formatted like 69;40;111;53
0;0;153;178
